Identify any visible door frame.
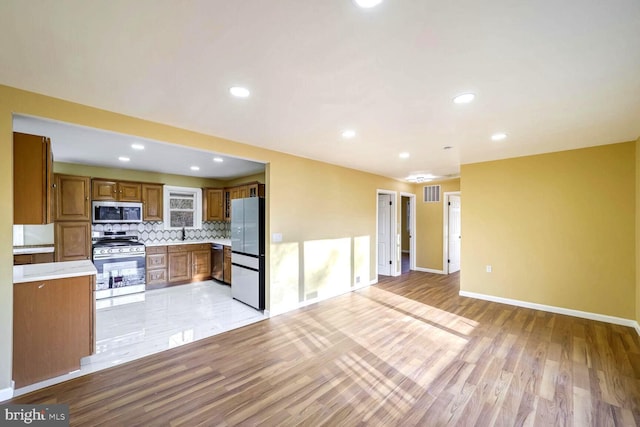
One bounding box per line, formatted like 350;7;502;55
443;191;461;274
400;192;416;272
376;189;398;277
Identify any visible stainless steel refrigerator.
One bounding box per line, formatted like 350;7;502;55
231;197;265;310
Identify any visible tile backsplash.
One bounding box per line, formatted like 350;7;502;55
92;221;230;244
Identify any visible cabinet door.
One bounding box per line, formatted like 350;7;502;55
54;174;91;221
168;252;191;283
230;186;246;200
223;246;232;284
142;184;163;221
13;132;52;224
224;190;231;221
204;188;224;221
54;222;91;261
192;249;211;281
13;275;94;388
92;179;117;201
118;182;142;202
247;183;265;198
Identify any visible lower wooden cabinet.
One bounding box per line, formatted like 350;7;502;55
223;246;232;284
13;252;54;265
192;249;211;281
168;250;191;283
13;275;95;388
147;243;212;288
54;222;91;261
146;246;168;286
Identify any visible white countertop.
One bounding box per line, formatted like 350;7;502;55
144;239;231;247
14;260;97;284
13;246;55;255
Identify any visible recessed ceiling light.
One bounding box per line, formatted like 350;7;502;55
406;174;438;183
229;86;250;98
353;0;383;8
190;166;200;171
453;93;475;104
399;152;410;159
491;132;507;141
131;143;145;150
213;157;224;163
341;129;356;139
118;156;130;162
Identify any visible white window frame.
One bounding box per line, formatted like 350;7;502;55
163;185;203;230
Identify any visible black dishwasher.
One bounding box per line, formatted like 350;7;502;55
211;244;224;282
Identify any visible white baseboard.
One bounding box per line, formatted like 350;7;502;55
0;385;14;402
414;267;445;274
262;309;271;318
459;290;640;332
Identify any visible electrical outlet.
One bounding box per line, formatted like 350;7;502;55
486;265;492;273
355;276;361;284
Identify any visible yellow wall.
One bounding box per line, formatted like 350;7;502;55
0;84;413;391
54;162;225;188
414;178;460;271
460;142;636;319
636;137;640;323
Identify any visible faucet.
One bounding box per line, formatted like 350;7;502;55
181;226;186;241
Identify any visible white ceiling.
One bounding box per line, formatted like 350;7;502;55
12;115;265;180
1;0;639;181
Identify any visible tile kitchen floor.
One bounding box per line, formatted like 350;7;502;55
13;281;267;397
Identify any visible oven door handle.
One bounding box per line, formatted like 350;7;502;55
93;253;146;260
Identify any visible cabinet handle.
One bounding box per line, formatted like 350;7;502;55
38;283;46;289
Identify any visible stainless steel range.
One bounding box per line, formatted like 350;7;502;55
92;232;146;300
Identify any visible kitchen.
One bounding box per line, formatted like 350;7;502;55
11;114;268;394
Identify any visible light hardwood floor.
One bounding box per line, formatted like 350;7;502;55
8;271;640;426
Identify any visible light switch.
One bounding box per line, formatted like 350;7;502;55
272;233;283;243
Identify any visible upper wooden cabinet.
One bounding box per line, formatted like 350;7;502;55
13;132;53;224
246;182;265;198
224;182;265;220
91;179;142;202
203;188;224;221
142;184;163;221
54;222;92;262
54;174;91;221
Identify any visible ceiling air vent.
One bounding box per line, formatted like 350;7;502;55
423;185;441;203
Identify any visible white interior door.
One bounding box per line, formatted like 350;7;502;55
448;195;461;273
378;194;391;276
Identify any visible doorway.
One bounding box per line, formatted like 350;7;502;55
377;191;396;276
400;193;416;274
444;192;461;274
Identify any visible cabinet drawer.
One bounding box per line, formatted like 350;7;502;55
146;245;167;255
146;269;167;285
147;253;167;269
191;243;211;251
13;255;32;265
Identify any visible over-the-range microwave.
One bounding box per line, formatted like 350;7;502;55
92;201;143;223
